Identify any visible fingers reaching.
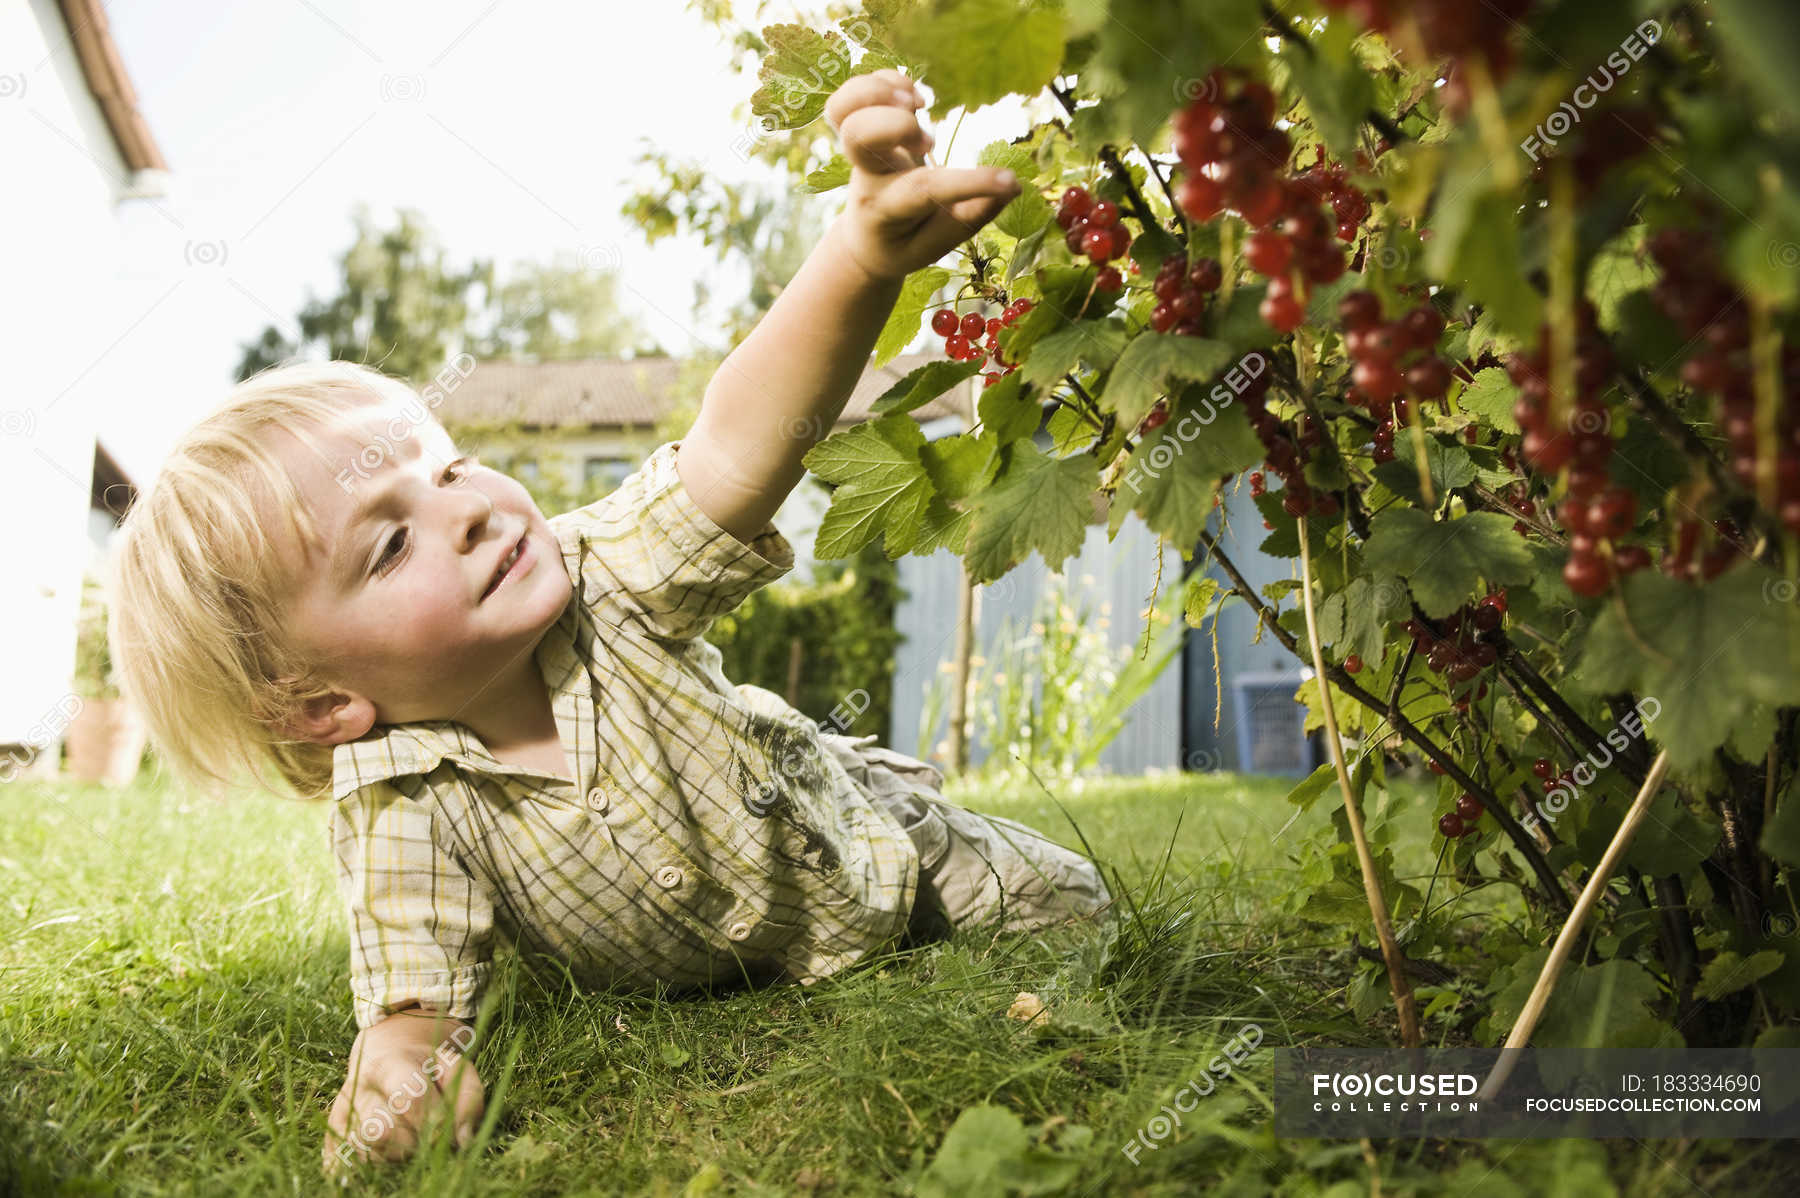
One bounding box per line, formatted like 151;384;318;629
824;68;923;134
877;166;1020;234
838;104;934;174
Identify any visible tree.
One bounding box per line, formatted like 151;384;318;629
233;208;660;383
235;206;491;383
726;2;1800;1061
472;256;661;361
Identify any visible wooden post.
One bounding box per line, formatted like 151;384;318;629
948;559;975;772
945;375;980;774
785;636;804;708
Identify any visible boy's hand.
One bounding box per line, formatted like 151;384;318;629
824;69;1023;282
321;1010;483;1180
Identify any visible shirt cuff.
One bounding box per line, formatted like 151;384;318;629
351;962;490;1031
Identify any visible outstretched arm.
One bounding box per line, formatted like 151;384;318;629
679;69;1020;545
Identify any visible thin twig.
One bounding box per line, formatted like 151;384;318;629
1299;514;1424;1064
1479;750;1673;1100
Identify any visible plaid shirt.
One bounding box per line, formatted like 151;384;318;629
327;438;921;1031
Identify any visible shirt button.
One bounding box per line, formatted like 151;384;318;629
727;920;752;941
655;865;683;889
586;785;609;813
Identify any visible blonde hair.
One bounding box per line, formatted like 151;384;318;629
106;359;438;803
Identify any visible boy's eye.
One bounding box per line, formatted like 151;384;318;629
374;529;407;575
370;457;475;577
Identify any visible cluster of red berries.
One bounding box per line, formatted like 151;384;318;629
1438;792;1485;838
1171;73;1365;333
1502;303;1645;596
1150;254;1223;336
1055;185;1133;291
929;297;1034;387
1335;289;1453;461
1662;516;1748;583
1531;755;1581;804
1172;70;1290;228
1318;0;1534;119
1403;591;1506;713
1248;402;1338;519
1648;226;1800;535
1293;151;1373;244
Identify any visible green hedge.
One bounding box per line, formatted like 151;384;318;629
707;540;902;742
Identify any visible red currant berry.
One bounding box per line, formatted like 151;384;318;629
1438;812;1466;838
1261;291;1305;333
1455;793;1484;821
1563;551;1614;598
1344;653;1364;674
959;312;985;340
1532;757;1556;780
931;309;958;337
1245;230;1292;275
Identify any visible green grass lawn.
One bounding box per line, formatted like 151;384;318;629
0;767;1784;1196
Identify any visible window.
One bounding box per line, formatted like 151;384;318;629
584;456;635;491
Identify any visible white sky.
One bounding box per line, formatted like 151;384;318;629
75;1;1028;485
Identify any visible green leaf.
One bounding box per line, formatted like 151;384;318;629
1488;957;1669;1050
751;25;857;129
1429;184;1544;338
1278;17;1374;164
873;266;950;368
1456;367;1520;434
802;414;934;558
1000;265;1095;359
1361;509;1537;618
1695;950;1785;1001
1183;575;1220;628
886;1;1065;119
1018;321;1130;389
1102;335;1243;430
917;1104;1083;1198
919;431;996;504
797;154;851;193
1762;773;1800;868
1112;391;1266;547
1006;226;1049;281
976;371;1042;444
1372;435;1477;503
964;441;1097;584
1286;761;1336;812
977;141;1052;239
1586;225;1656;332
1575;568;1800;768
1318;575;1410;664
870;359;982;416
1209;284;1275;356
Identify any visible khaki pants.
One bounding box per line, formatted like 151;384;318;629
822;734;1115;945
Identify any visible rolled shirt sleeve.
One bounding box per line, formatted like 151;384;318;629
330;780;495;1031
559;438;795;643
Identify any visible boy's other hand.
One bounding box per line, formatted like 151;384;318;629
824;69;1022;281
321;1010;484;1180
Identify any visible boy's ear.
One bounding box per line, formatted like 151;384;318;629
273;684;378;746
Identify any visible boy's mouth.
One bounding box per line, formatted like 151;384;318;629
482;532;529;601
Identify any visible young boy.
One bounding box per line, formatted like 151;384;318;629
104;70;1112;1175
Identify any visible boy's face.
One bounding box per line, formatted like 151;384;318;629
266;398;573;741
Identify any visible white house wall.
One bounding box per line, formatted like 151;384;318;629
0;0;134;751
